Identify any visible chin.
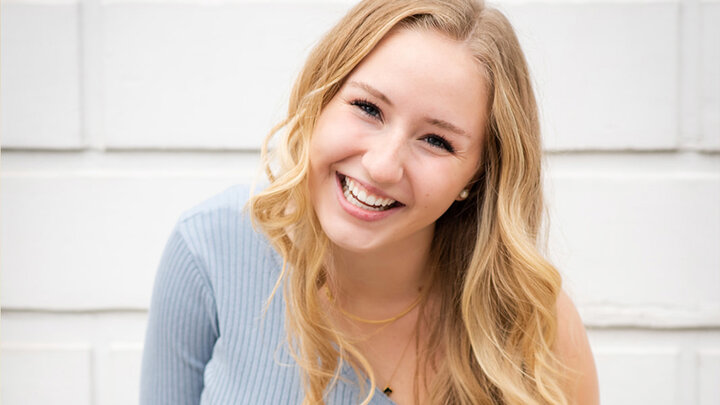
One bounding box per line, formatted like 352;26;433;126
322;225;387;254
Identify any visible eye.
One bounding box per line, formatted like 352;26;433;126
351;99;382;120
422;135;455;153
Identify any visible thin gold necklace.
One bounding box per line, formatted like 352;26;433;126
324;286;424;324
382;329;415;396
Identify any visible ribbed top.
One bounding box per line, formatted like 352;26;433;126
140;185;395;404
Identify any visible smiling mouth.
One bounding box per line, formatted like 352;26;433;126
339;174;403;212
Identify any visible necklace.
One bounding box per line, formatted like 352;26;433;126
381;329;415;396
324;286;424;324
323;285;425;397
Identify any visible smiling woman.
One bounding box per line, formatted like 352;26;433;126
140;1;599;404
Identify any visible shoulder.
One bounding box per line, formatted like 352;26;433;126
179;184;251;224
554;290;600;405
175;184;254;239
173;184;273;264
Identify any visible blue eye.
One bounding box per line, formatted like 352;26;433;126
351;99;382;120
423;135;455;153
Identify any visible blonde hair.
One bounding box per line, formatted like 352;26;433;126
250;0;568;404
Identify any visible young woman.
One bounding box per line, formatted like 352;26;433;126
140;1;599;404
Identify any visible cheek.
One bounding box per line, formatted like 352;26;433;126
309;121;338;169
311;122;364;167
413;161;473;203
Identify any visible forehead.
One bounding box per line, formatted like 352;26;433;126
344;28;489;140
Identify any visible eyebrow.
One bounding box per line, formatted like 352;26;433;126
424;117;469;138
348;80;469;138
348;81;393;106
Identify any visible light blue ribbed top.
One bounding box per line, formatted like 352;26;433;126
140;185;396;404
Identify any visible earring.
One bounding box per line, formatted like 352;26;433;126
458;189;469;200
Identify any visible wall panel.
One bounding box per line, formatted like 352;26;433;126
701;3;720;149
1;344;93;405
505;3;679;150
698;350;720;405
102;2;351;149
594;348;680;405
1;1;83;148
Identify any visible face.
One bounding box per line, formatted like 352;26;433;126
308;28;489;254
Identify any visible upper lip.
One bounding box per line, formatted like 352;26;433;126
339;172;404;205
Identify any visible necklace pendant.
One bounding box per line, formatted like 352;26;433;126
383;386;393;396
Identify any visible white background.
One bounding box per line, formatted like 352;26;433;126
1;0;719;403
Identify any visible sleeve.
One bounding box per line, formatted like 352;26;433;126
140;223;219;405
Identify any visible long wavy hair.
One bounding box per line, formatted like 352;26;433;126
250;0;568;404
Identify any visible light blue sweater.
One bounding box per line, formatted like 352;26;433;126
140;185;396;404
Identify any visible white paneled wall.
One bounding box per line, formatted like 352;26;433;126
546;154;720;328
1;1;83;148
2;345;94;404
1;0;718;404
699;350;720;405
101;2;350;149
702;2;720;149
1;152;260;309
507;2;680;151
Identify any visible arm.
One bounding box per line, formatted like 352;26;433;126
140;225;219;405
555;290;600;405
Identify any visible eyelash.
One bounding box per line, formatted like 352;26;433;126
351;98;382;119
423;135;455;153
349;98;456;153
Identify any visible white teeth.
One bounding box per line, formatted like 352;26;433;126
341;176;397;211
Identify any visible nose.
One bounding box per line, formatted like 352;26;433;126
361;133;405;184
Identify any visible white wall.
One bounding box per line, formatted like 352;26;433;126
1;0;719;403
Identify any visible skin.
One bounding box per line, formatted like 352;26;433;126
308;27;599;404
556;290;601;405
308;27;487;308
309;28;486;403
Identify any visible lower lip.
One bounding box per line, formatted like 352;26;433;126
334;173;400;222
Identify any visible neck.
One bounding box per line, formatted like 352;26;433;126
326;230;434;317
